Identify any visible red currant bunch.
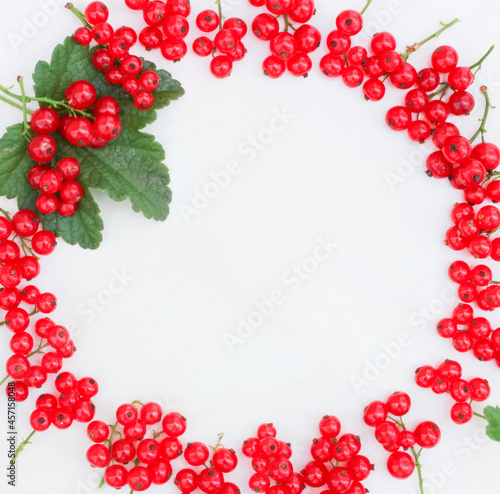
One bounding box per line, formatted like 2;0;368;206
364;392;440;481
73;2;160;110
415;360;491;424
29;372;98;432
191;6;247;79
124;0;191;67
251;0;318;78
445;200;500;262
175;434;239;494
86;401;188;490
242;422;302;494
301;416;373;494
436;298;500;364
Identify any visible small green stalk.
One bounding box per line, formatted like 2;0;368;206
0;94;32;114
474;411;487;420
470;44;495;74
13;430;36;463
428;45;495;101
402;18;460;61
360;0;373;16
0;375;9;386
470;87;494;144
0;84;93;119
0;207;12;219
215;0;224;31
17;76;30;135
65;3;92;29
411;447;425;494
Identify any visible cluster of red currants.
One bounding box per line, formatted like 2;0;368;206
242;423;299;494
194;10;247;79
446;200;500;262
415;360;490;424
250;0;318;78
0;209;80;403
302;416;372;494
125;0;191;62
363;392;440;480
174;441;239;494
73;1;160;109
86;400;190;491
436;304;500;365
448;258;500;308
29;372;98;431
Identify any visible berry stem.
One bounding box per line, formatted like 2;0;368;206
470;87;494;144
0;94;33;115
26;339;48;358
470;45;495;74
13;429;36;463
0;84;93;119
0;375;9;386
215;0;224;31
402;18;460;61
429;45;495;101
410;447;425;494
65;3;93;29
474;411;486;420
17;76;30;135
283;15;296;33
360;0;373;16
0;207;12;219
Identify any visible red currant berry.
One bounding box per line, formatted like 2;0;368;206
387;451;415;479
193;37;214;57
432;45;459;73
134;90;154;110
28;135;56;163
319;54;345;77
210;56;233;78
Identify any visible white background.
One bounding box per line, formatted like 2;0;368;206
1;1;500;493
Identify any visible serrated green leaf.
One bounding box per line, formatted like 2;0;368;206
0;123;33;200
0;36;182;249
34;38;184;131
484;406;500;442
41;188;103;249
52;128;171;221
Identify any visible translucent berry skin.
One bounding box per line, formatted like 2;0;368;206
414;421;441;448
196;10;219;32
116;26;138;48
371;32;396;54
30;107;60;134
11;209;39;237
87;420;109;443
85;1;109;25
134;90;155;110
387;451;415;479
210;56;233;79
104;464;128;488
252;14;280;41
184;441;210;466
87;443;111;468
28;135;56;163
432;45;459;73
74;27;92;46
193;37;214;57
162;412;187;437
336;10;363;36
32;230;56;255
66;81;97;110
30;408;52;431
326;30;351;56
386;107;412;131
139;26;163;50
319;54;345;77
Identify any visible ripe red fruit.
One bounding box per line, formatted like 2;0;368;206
387;451;415;479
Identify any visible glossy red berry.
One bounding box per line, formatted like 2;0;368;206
32;230;56;255
432;45;458;73
210;56;233;79
85;1;109;24
28;135;56;163
387;452;415;479
252;14;280;41
66;81;97;110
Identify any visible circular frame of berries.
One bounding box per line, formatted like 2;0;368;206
1;1;500;494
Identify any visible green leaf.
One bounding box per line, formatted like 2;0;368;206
0;36;182;249
0;123;32;200
484;406;500;442
33;38;184;131
41;188;103;249
0;124;104;249
53;128;171;221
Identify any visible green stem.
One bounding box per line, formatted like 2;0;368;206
470;87;493;144
0;375;9;386
0;94;33;114
403;18;460;61
0;85;93;119
360;0;373;16
26;340;48;359
474;411;486;420
98;477;105;488
0;207;12;220
13;430;36;463
470;45;495;74
215;0;224;31
411;447;425;494
283;15;296;32
17;76;30;135
429;45;495;101
65;3;93;29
